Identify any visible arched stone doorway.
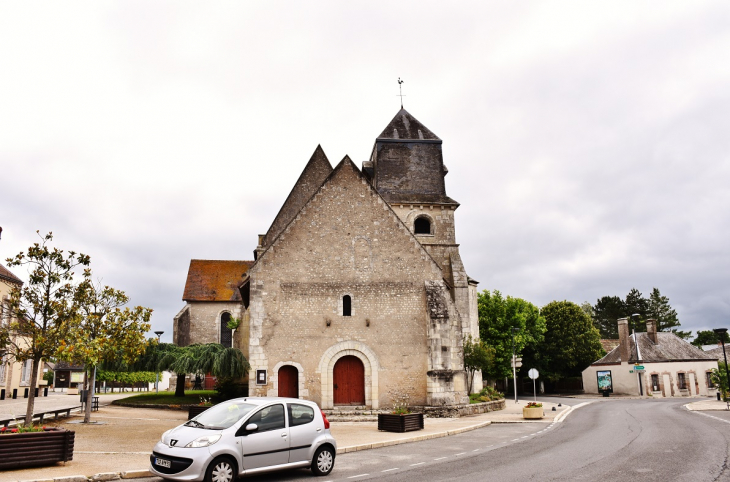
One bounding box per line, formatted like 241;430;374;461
333;356;365;405
278;365;299;398
317;341;380;409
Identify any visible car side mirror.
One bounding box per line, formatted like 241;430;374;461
245;423;258;432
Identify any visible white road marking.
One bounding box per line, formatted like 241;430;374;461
434;457;447;460
382;468;399;472
410;462;425;466
473;448;480;451
692;411;730;425
511;438;520;441
455;452;466;456
521;436;529;438
348;475;369;479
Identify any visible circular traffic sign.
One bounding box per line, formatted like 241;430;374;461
528;368;539;380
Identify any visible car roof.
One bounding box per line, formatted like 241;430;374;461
228;397;319;407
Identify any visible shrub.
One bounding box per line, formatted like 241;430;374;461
214;377;246;401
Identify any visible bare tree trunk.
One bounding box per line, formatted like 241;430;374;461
175;373;186;397
24;357;41;428
84;366;96;423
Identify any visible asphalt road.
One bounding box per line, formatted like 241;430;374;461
242;398;730;482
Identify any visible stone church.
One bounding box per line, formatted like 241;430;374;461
174;109;481;408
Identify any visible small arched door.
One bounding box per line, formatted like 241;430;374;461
333;356;365;405
278;365;299;398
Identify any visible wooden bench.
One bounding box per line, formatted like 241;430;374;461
0;405;82;427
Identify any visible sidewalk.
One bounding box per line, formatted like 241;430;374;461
685;399;730;411
1;400;571;482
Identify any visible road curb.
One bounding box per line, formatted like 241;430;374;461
18;470;152;482
337;420;492;454
554;401;592;423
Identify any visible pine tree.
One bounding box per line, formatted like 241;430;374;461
592;296;625;338
648;287;689;338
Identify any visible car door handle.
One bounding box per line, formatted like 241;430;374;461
334;384;338;390
281;433;287;437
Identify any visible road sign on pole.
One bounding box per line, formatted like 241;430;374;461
528;368;539;402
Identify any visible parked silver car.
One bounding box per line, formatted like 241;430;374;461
150;397;337;481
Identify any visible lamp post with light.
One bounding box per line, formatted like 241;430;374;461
630;313;643;396
712;328;729;411
511;327;520;404
154;331;164;393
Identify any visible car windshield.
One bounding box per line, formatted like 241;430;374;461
190;401;256;429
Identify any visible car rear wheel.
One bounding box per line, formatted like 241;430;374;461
311;445;335;476
205;457;237;482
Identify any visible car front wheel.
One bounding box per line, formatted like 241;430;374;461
205;457;237;482
311;445;335;476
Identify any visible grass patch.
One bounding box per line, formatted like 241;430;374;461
113;390;216;406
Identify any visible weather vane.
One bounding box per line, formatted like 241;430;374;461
397;78;405;109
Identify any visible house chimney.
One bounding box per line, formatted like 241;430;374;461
618;318;631;362
646;318;658;344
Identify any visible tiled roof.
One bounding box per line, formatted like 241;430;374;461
704;344;729;361
593;332;717;365
0;263;22;286
377;108;440;140
600;339;620;353
182;260;253;302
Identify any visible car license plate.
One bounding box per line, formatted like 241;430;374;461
155;457;171;469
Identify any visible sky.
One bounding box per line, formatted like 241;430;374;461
1;2;729;342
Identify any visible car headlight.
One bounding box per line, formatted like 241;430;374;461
160;429;172;444
185;434;221;448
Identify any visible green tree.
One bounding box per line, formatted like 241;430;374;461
592;296;625;338
2;232;89;427
463;335;495;394
139;342;250;397
478;290;546;382
59;278;152;422
711;362;728;402
692;330;721;347
524;301;604;382
647;288;689;339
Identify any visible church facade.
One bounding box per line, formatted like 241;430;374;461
175;109;481;408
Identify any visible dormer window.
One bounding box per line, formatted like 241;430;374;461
414;216;431;235
343;295;352;316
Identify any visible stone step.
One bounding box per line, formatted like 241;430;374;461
326;415;379;422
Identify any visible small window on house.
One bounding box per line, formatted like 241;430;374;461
677;372;686;390
651;374;659;391
706;372;714;388
220;312;233;348
343;295;351;317
414;217;431;235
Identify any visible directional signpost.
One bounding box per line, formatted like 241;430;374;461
528;368;539;402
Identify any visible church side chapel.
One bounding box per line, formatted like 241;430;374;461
175;109;482;408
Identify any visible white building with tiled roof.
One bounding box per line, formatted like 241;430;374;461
583;318;718;397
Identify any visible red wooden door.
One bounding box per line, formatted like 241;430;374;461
333;356;365;405
278;365;299;398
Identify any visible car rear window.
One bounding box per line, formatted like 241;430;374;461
288;403;315;427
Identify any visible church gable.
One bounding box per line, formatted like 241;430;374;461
253;156;443;281
263;145;333;248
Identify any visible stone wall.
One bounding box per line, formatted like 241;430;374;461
248;159;467;409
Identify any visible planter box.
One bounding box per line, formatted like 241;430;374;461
522;407;544;419
188;405;211;420
377;413;424;433
0;428;75;470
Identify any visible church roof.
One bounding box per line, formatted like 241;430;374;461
377;108;441;141
264;145;333;246
0;263;22;286
593;332;717;365
183;260;253;302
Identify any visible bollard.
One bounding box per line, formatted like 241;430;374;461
0;389;4;400
35;387;39;397
12;388;17;399
44;387;48;397
24;388;29;398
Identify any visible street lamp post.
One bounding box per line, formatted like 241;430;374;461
630;313;643;396
712;328;729;411
154;331;164;393
511;327;520;404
